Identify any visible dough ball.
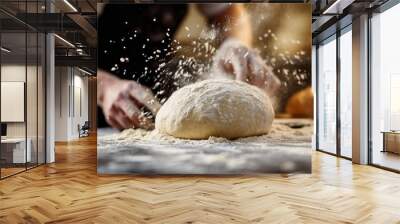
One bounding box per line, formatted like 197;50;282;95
155;79;275;139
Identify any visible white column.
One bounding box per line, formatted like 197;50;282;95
352;14;369;164
45;0;56;163
46;33;55;163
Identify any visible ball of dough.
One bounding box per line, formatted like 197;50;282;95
155;79;275;139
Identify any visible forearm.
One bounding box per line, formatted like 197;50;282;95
210;4;252;47
97;69;119;107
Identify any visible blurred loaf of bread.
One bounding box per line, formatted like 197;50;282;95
285;87;313;118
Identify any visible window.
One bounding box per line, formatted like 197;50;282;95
339;27;352;158
370;2;400;171
317;35;337;154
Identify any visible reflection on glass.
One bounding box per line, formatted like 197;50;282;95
0;1;47;179
371;3;400;171
317;36;337;154
340;29;352;158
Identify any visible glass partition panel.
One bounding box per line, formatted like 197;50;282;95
317;36;337;154
27;31;38;169
339;28;352;158
0;0;46;179
1;31;27;177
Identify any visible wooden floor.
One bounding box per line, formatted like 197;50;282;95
372;150;400;171
1;135;400;224
1;167;26;178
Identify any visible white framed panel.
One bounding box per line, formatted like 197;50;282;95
1;82;25;122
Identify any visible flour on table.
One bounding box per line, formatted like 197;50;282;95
98;119;313;174
102;119;313;145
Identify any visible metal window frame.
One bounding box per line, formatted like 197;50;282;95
315;21;353;161
337;23;353;160
0;0;47;180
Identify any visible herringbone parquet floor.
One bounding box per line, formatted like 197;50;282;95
1;134;400;224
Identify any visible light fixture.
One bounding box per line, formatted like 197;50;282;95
1;47;11;53
78;67;93;76
322;0;354;15
63;0;78;12
54;34;75;48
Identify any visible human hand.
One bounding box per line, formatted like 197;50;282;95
212;38;281;96
98;70;161;130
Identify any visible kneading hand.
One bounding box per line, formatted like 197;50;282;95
212;38;281;96
98;70;161;130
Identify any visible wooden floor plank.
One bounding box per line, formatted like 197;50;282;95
0;135;400;224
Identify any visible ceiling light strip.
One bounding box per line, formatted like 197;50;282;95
54;34;75;48
78;67;93;76
63;0;78;12
323;0;355;15
1;47;11;53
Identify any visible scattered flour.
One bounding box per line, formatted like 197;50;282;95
98;119;313;174
102;119;313;145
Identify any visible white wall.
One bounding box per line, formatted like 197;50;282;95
1;65;37;138
55;66;69;141
54;67;89;141
1;63;46;164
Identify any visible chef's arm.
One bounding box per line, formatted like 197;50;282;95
198;4;281;96
97;70;160;129
197;4;252;47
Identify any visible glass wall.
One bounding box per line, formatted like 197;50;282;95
316;25;353;159
317;35;337;154
1;31;28;177
370;3;400;171
339;27;352;158
0;1;46;179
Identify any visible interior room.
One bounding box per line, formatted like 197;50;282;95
0;0;400;223
0;9;46;178
0;0;96;179
313;0;400;172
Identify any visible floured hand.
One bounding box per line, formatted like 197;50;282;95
212;38;281;96
98;70;161;130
